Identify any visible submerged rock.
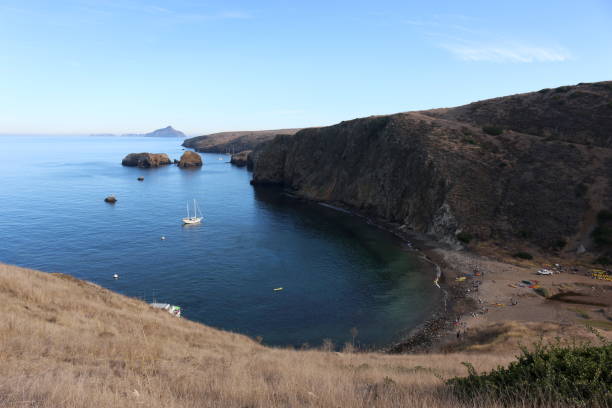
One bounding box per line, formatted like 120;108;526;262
178;151;203;168
230;150;251;167
121;153;171;168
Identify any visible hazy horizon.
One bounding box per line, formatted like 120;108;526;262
1;0;611;135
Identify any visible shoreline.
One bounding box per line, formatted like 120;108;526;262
287;192;475;352
278;190;612;352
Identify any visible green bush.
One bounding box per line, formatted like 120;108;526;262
447;339;612;407
551;239;567;250
597;209;612;223
592;226;612;246
554;86;571;93
594;256;611;265
456;231;473;244
482;126;503;136
513;251;533;260
575;183;589;198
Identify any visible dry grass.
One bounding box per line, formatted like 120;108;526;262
0;263;584;407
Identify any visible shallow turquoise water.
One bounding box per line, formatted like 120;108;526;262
0;135;440;348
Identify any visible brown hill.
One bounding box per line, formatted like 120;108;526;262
2;262;603;407
251;81;612;257
182;128;302;153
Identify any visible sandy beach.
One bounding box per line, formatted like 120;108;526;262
424;246;612;351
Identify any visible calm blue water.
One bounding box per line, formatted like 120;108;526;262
0;135;440;348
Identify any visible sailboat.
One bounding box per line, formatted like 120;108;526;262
182;199;203;224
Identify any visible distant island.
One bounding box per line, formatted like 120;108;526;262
91;126;186;138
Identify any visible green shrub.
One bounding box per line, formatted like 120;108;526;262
534;287;549;298
482;126;503;136
554;86;571;93
607;101;612;109
551;239;567;250
456;231;473;244
447;339;612;407
538;88;550;94
513;251;533;260
592;226;612;246
518;230;533;239
594;256;611;265
462;137;477;145
575;183;589;198
597;209;612;223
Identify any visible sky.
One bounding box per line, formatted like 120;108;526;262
0;0;611;135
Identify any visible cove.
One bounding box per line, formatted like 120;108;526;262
0;135;440;348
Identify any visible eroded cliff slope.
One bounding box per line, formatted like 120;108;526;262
252;82;612;252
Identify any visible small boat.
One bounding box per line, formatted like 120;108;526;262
182;199;203;224
273;287;283;291
150;303;181;317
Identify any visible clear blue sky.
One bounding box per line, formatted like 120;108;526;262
1;0;611;135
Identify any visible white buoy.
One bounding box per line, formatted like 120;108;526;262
161;236;166;240
113;273;119;279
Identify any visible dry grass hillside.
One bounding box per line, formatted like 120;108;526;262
1;262;598;408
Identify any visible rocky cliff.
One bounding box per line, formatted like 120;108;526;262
183;128;302;153
230;150;251;167
252;81;612;253
121;153;172;168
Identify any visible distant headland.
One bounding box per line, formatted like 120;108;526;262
91;125;186;138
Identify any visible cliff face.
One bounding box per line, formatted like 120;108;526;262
183;128;302;153
252;81;612;250
121;153;172;168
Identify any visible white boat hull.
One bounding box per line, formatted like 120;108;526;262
182;217;202;224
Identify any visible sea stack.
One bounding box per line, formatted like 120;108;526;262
178;151;203;168
121;153;172;168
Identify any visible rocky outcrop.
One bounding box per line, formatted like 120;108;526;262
121;153;172;168
251;81;612;251
230;150;251;167
183;129;302;153
178;151;203;168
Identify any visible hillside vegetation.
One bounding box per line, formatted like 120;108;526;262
3;262;600;408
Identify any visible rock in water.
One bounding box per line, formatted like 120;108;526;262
178;151;203;168
121;153;172;168
137;177;144;181
230;150;251;167
104;195;117;203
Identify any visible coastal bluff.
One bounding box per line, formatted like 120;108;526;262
251;81;612;254
182;128;302;153
121;153;172;168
